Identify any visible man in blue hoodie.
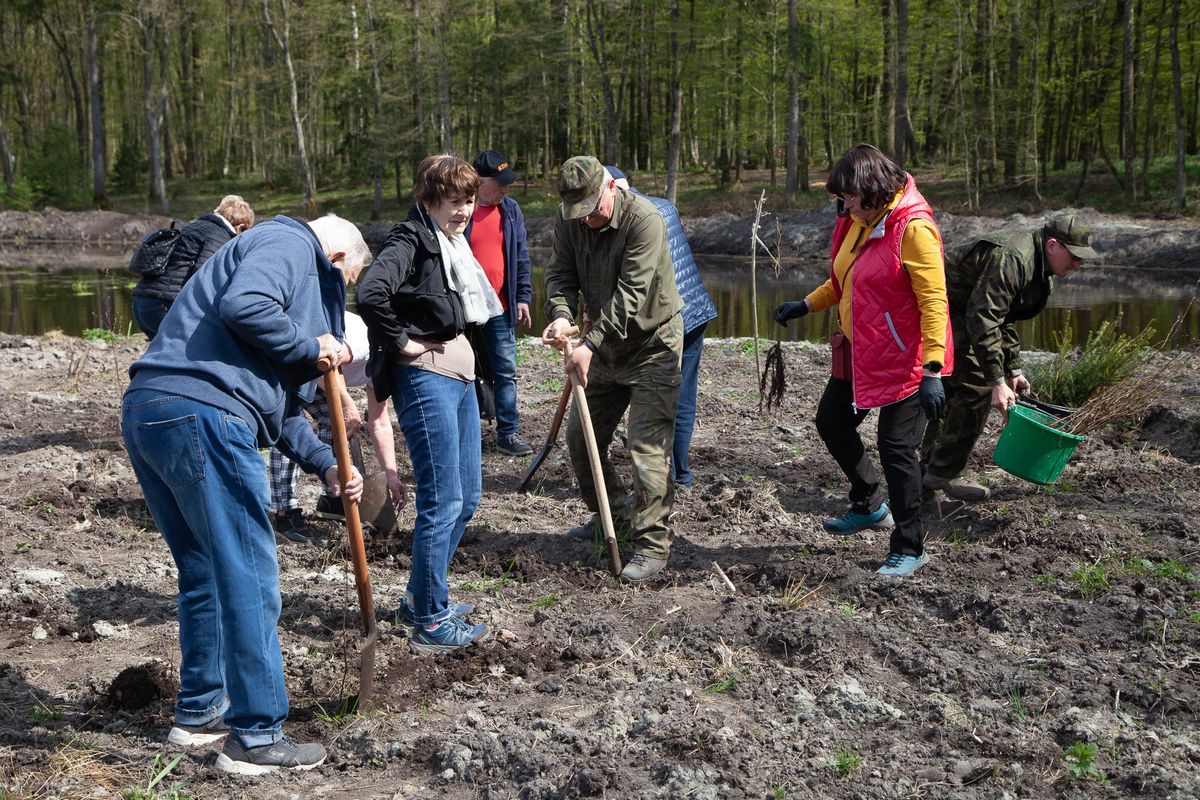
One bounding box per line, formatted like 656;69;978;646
122;214;368;776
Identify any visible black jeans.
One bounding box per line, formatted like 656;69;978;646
815;377;928;556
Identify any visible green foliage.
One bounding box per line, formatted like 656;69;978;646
0;177;38;211
530;593;558;611
1027;317;1157;408
82;328;119;343
121;754;190;800
705;675;738;693
24;124;88;207
1063;741;1107;783
112;136;143;194
831;749;862;778
313;697;359;726
462;558;520;596
1069;563;1110;598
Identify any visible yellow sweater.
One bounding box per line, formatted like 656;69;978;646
805;190;948;365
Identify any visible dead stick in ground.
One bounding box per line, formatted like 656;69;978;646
712;561;736;594
750;189;766;388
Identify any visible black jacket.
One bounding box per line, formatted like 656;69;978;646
132;213;235;303
356;205;468;399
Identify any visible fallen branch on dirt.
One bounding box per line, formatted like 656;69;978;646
712;561;736;594
1058;342;1193;437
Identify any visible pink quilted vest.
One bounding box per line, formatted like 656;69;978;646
829;176;954;409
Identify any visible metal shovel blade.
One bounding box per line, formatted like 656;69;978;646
350;436;398;536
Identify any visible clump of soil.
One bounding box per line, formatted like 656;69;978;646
0;331;1198;799
108;661;177;710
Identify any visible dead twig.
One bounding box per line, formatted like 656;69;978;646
711;561;736;594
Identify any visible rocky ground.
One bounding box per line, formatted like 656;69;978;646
0;331;1198;799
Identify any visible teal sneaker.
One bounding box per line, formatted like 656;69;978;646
823;502;893;534
876;551;929;577
395;599;475;628
410;616;489;655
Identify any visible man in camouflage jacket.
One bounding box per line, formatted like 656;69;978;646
920;213;1099;500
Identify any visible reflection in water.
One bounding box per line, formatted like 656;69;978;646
1;251;1197;350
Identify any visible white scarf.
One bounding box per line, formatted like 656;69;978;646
433;225;503;325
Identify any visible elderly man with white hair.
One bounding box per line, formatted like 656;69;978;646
121;213;369;775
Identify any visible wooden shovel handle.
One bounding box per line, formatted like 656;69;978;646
563;339;623;576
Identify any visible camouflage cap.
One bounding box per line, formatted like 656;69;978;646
1044;213;1100;260
557;156;607;219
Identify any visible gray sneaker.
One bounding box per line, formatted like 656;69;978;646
619;553;667;582
215;736;327;776
166;716;228;747
924;472;990;501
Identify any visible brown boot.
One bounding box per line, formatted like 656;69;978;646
924;472;991;501
619;553;667;582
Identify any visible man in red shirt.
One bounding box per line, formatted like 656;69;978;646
467;150;534;455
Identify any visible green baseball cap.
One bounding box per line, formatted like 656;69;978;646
557;156;606;219
1044;213;1100;260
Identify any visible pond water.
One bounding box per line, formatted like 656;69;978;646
1;245;1197;350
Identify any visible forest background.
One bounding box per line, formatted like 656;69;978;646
1;0;1197;225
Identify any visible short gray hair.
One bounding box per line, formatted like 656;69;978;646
309;214;372;271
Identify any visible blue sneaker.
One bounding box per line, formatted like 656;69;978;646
823;502;894;534
410;616;489;655
876;551;929;577
395;599;476;628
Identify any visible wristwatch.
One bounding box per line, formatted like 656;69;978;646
924;361;942;374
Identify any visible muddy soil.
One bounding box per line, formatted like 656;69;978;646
1;333;1198;799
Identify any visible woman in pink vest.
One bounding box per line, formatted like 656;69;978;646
774;144;953;577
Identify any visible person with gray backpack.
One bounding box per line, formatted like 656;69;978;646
130;195;254;339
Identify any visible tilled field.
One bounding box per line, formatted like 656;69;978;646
1;332;1198;799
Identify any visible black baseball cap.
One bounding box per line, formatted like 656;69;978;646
472;150;519;185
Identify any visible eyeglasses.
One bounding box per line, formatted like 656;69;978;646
833;194;857;217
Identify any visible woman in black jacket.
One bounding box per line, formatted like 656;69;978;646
357;154;502;655
131;195;254;339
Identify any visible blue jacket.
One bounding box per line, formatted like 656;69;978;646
127;215;345;477
640;193;717;334
465;195;533;328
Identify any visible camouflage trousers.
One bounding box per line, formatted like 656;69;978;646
920;345;993;479
566;315;682;559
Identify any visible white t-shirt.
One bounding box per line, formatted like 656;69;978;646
342;311;371;388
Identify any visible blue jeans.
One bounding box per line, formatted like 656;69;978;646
672;323;707;487
481;313;521;438
389;366;482;625
122;390;287;748
131;296;171;341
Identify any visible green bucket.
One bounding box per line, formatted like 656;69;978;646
993;404;1086;485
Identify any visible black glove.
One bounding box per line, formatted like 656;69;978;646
919;374;945;422
773;300;809;325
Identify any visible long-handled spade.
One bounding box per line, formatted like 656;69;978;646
319;359;376;708
556;327;622;577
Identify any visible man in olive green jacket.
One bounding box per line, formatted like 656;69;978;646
542;156;684;582
921;213;1100;500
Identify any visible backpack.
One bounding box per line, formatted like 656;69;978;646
129;222;181;278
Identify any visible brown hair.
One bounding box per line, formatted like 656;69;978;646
214;195;254;230
413;154;480;207
825;144;907;211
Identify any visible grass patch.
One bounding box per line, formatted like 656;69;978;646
1034;573;1056;586
831;748;862;778
530;593;558;611
1027;316;1157;408
313;696;359;726
534;378;564;392
705;675;738;693
462;558;521;596
836;601;858;618
122;754;190;800
1069;563;1110;598
780;578;821;610
82;327;120;344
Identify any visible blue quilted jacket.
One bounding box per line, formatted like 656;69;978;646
639;193;717;334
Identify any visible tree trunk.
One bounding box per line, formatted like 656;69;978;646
87;1;107;208
894;0;909;169
664;0;682;203
785;0;799;199
38;12;88;163
880;0;894;148
1169;0;1186;207
1141;0;1167;191
584;0;621;165
366;0;383;221
262;0;316;217
0;108;13;193
1121;0;1136;202
140;6;168;214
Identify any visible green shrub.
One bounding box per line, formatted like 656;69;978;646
1027;316;1156;408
